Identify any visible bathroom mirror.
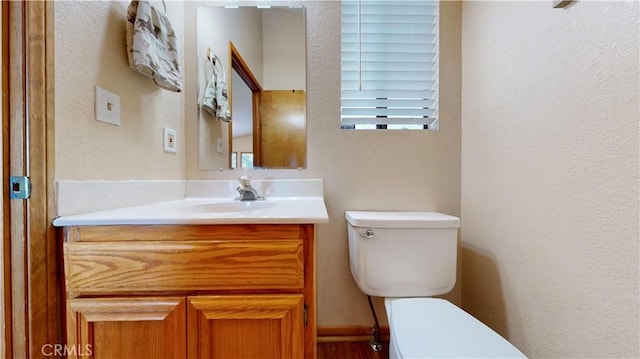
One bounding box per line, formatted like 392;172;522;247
197;5;306;170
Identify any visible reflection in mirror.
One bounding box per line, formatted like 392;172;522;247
231;69;254;169
197;5;306;170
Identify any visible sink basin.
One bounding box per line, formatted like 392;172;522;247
177;201;277;213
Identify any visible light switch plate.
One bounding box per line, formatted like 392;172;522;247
216;137;224;154
95;86;121;126
163;128;177;153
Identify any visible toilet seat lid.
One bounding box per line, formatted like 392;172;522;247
385;298;526;358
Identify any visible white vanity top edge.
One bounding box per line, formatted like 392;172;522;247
54;179;328;226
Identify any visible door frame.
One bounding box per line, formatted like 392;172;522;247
3;1;58;357
229;41;262;168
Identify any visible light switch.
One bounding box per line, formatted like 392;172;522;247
95;86;121;126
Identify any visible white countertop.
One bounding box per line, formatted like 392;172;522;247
53;196;329;226
53;179;329;226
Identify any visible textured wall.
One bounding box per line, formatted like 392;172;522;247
461;1;639;357
55;0;185;180
262;8;306;90
185;0;463;326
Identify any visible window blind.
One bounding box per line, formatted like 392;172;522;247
340;0;439;130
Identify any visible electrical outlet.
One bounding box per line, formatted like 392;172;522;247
95;86;121;126
163;128;177;153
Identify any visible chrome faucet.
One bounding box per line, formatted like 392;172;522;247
235;175;264;201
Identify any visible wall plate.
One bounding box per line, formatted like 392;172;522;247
216;137;224;154
163;128;177;153
95;86;121;126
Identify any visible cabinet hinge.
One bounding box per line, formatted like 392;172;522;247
303;303;308;327
9;176;31;200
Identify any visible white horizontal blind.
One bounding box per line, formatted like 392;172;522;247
341;0;439;130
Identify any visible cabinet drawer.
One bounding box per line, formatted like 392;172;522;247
64;240;304;297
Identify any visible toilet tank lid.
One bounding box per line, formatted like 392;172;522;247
345;211;460;229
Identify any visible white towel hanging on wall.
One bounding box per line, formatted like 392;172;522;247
201;48;231;122
126;0;182;92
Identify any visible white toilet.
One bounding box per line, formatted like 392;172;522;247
346;211;526;358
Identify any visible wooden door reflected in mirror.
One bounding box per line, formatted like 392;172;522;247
256;90;306;169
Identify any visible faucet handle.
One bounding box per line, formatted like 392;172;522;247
238;175;251;188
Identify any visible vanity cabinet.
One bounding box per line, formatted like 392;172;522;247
61;224;316;359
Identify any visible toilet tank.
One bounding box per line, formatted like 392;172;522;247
345;211;460;298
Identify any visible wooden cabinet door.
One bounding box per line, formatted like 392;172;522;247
66;297;186;359
187;294;304;359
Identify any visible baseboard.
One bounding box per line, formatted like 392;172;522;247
317;326;390;343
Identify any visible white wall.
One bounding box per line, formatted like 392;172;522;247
233;136;253;154
262;8;306;90
55;0;185;180
461;1;639;357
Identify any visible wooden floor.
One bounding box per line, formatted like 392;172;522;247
318;341;390;359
